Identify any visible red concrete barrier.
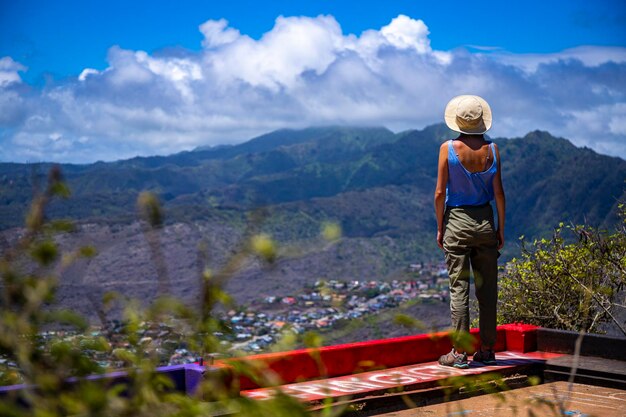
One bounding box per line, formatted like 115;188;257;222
501;323;539;353
219;324;539;390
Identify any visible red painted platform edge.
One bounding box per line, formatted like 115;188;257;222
217;324;538;390
242;350;562;403
501;323;539;353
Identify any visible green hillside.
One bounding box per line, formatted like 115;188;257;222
1;124;624;248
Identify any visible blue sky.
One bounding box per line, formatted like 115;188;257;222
1;0;625;162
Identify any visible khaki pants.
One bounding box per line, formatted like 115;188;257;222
443;204;499;349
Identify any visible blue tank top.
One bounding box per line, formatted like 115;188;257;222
446;140;497;207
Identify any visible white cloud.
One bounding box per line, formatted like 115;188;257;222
608;104;626;135
0;56;26;86
380;14;431;53
485;45;626;72
203;15;346;90
200;18;241;48
562;103;626;156
79;68;99;81
0;15;625;163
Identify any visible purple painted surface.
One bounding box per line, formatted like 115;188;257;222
0;364;207;396
0;382;29;393
183;364;207;395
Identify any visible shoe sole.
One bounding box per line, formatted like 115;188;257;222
472;359;497;365
438;362;469;369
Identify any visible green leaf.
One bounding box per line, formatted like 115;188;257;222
45;309;88;331
112;348;137;364
47;219;75;233
250;233;277;263
393;313;425;330
31;240;59;265
50;181;71;198
79;245;98;258
137;191;163;227
302;331;323;348
321;222;342;241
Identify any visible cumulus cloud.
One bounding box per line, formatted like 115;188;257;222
200;18;241;48
203;15;346;90
0;14;625;162
0;56;26;86
380;14;431;52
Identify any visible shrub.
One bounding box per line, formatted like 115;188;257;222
498;205;626;335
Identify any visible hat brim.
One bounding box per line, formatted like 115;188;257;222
444;95;492;135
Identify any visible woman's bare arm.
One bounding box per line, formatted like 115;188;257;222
492;143;506;249
434;142;449;249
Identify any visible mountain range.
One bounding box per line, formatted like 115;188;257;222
2;124;624;236
0;124;624;318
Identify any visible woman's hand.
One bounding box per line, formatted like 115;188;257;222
497;228;505;249
437;230;444;249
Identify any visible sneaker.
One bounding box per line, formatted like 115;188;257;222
472;348;496;365
438;349;469;369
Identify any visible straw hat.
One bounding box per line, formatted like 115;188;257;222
444;95;492;134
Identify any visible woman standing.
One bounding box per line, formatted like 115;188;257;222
434;95;506;368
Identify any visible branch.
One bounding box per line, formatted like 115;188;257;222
557;252;626;337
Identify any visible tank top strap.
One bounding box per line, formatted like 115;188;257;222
447;140;456;160
489;142;497;166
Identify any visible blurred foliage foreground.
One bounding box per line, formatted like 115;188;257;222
0;167;327;416
0;167;624;416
